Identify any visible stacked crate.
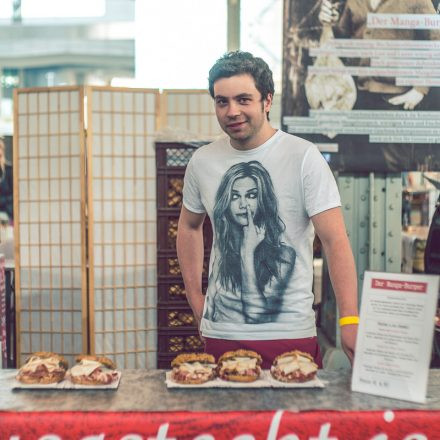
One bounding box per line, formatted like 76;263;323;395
156;142;212;368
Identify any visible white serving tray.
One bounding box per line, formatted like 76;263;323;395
165;370;324;389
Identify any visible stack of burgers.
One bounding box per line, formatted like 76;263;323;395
15;352;119;386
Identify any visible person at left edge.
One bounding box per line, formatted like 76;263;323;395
0;139;13;222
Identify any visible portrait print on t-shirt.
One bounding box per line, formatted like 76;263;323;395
203;160;296;324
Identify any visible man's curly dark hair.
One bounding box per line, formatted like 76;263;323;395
208;51;275;119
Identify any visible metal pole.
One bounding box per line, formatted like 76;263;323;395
12;0;22;24
227;0;241;52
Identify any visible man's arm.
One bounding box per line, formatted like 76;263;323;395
176;205;206;328
312;206;358;363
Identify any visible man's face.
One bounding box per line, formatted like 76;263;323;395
213;73;272;150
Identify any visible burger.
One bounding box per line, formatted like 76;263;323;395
170;353;217;384
217;349;262;382
16;351;68;384
270;350;318;383
68;355;118;385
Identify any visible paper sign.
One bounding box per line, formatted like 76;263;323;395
352;271;439;403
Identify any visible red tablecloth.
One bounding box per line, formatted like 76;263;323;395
1;409;439;439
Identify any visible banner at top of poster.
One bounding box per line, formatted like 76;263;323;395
367;13;440;30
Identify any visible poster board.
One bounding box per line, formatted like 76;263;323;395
282;0;440;172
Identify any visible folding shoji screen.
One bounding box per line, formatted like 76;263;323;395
161;90;222;138
87;86;159;368
13;85;217;369
13;86;87;366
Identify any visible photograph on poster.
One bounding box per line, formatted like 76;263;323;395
282;0;440;171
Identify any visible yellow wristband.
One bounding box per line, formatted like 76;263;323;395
339;316;360;327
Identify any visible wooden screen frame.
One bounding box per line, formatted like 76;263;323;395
13;86;88;365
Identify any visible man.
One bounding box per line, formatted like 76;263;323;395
177;51;358;368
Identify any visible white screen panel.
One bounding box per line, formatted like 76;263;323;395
15;87;86;367
163;90;222;139
88;87;159;368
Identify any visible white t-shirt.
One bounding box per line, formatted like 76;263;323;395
182;130;341;340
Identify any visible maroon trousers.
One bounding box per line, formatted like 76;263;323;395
204;336;322;369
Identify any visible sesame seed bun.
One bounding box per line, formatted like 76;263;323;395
23;351;68;370
221;373;259;383
75;355;116;370
272;350;314;365
171;353;215;367
218;349;262;365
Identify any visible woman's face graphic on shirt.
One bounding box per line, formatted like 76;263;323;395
230;176;258;226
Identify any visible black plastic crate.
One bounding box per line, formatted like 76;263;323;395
157;279;208;303
157;279;187;302
157;253;181;276
158;251;209;277
157;173;184;209
158;304;197;329
157;213;179;250
156;142;206;169
157;213;213;252
156;141;212;371
158;329;204;355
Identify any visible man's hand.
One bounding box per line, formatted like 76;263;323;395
340;324;358;365
388;88;424;110
196;316;206;343
319;0;340;25
187;291;206;343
